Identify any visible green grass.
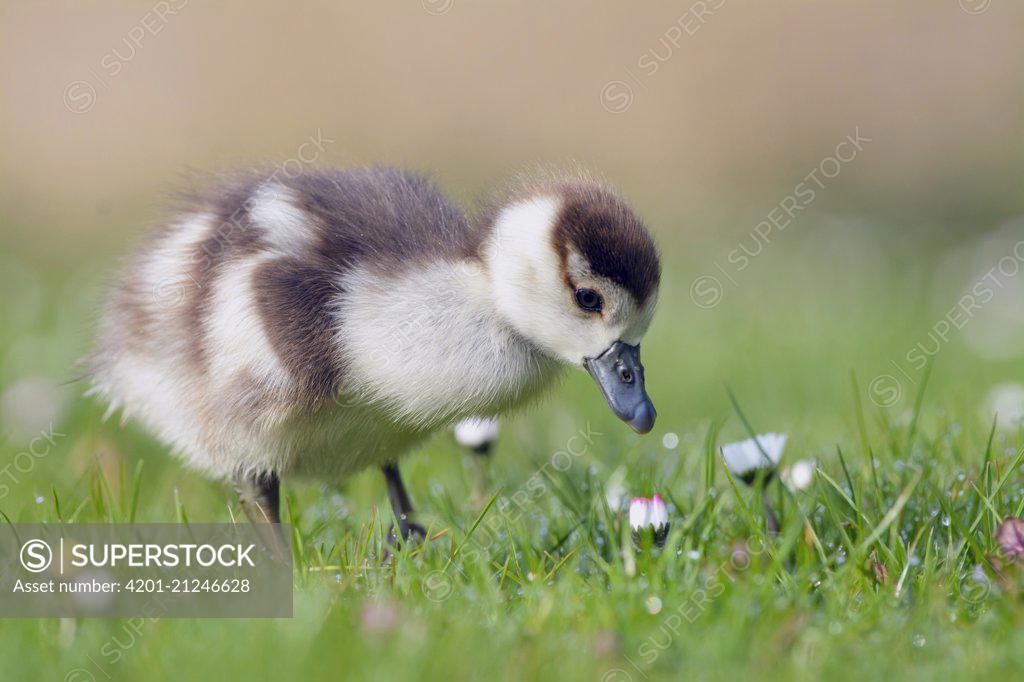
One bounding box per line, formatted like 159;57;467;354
3;241;1024;681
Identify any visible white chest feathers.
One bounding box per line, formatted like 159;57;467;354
333;261;557;426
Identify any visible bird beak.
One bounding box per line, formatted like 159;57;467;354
583;341;656;434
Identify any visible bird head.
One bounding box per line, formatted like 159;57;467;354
482;178;661;434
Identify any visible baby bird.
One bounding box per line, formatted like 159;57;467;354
88;167;660;548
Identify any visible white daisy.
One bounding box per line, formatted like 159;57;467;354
0;376;67;442
453;417;500;452
781;459;815;491
984;383;1024;430
721;433;787;483
604;466;628;512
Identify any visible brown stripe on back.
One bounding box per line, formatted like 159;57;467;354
176;167;474;391
253;256;345;408
184;177;267;369
551;184;660;304
282;168;479;270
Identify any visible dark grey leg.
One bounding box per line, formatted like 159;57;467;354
233;470;289;560
382;462;426;546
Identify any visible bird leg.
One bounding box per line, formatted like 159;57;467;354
382;462;426;547
233;469;290;561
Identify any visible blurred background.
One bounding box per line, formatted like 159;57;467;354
1;0;1024;495
4;5;1024;678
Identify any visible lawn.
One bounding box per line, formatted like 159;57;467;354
2;220;1024;681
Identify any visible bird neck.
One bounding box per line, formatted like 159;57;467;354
335;258;559;426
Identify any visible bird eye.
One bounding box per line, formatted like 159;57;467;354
574;288;603;312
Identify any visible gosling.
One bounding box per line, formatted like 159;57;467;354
88;167;661;548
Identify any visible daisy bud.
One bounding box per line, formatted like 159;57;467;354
996;516;1024;561
628;497;650;531
649;494;669;533
721;433;787;485
629;494;669;547
872;561;888;585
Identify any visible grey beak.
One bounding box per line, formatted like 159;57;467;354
583;341;656;434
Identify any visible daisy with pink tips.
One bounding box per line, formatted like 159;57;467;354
629;493;669;546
